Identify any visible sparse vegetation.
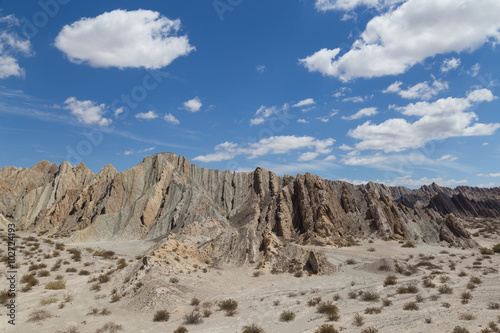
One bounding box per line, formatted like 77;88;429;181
397;284;419;294
403;302;419;311
361;328;379;333
402;241;416;248
219;299;238;316
280;310;296;322
361;291;380;302
314;324;339;333
173;327;188;333
365;307;382;314
438;284;453;294
458;313;477;321
153;310;170;322
317;301;340;321
27;309;53;322
353;313;365;326
480;247;495;255
95;322;124;333
45;280;66;290
184;310;203;325
383;275;397;287
242;324;265;333
452;326;470;333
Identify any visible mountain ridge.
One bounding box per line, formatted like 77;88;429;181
2;152;498;264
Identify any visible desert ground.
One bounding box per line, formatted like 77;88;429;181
2;218;500;333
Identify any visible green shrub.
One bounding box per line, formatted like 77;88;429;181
361;291;380;302
173;327;188;333
480;247;494;255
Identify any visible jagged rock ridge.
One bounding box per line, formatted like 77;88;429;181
2;152;496;264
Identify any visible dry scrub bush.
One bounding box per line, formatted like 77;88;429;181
153;310;170;322
314;324;339;333
242;324;265;333
280;310;296;322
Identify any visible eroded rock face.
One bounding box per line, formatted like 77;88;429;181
1;152;493;263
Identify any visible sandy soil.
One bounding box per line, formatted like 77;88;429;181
2;219;500;333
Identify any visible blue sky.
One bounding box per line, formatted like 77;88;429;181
0;0;499;188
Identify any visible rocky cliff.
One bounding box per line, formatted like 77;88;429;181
2;152;496;263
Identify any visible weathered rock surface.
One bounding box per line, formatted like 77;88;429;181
2;152;497;266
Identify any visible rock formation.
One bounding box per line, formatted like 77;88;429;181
1;152;497;266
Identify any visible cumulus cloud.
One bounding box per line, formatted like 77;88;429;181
315;0;404;12
64;97;112;126
193;135;335;162
124;147;156;156
164;113;180;125
342;107;378;120
383;80;448;100
55;9;195;69
293;98;315;108
135;111;158;120
302;0;500;81
348;89;500;152
297;119;309;124
0;15;32;79
183;97;202;112
441;57;461;72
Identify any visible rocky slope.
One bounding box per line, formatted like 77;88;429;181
2;152;496;265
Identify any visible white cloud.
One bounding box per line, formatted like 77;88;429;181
348;89;500;152
342;96;364;103
317;110;339;123
482;142;489;146
114;107;124;118
342;107;378;120
382;176;467;187
339;176;467;187
256;65;266;73
164;113;180;125
383;80;448;100
324;155;337;161
194;135;335;162
298;152;319;161
55;9;195;69
339;144;354;150
64;97;112;126
293;98;315;108
124;147;156;156
469;63;481;77
0;15;32;79
315;0;404;12
438;154;458;162
441;57;461;72
297;118;309;124
302;0;500;81
135;110;158;120
250;104;289;125
333;87;351;98
342;154;387;165
477;173;500;177
183;97;202;112
477;182;496;188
